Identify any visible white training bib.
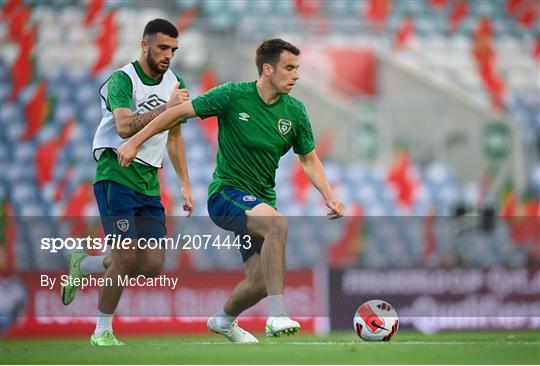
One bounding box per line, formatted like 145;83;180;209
92;63;178;168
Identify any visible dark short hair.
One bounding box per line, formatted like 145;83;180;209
256;39;300;76
143;18;178;38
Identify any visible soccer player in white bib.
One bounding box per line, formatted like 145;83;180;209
60;19;193;346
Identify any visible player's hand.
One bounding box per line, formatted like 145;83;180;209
325;196;345;220
117;139;139;167
181;184;195;218
166;82;190;109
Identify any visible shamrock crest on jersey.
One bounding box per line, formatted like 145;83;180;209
278;119;292;135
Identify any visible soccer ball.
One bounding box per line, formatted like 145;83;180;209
353;299;399;341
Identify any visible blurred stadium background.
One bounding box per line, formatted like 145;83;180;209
1;0;539;339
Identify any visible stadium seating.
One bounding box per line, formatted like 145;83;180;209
1;0;537;271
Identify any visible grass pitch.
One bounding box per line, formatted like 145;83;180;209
1;330;539;364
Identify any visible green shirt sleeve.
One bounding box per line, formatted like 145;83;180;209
175;74;188;124
106;70;133;111
191;82;232;119
293;106;315;155
175;74;186;89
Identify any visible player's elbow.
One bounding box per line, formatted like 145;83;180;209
113;113;135;139
115;125;132;139
117;131;131;139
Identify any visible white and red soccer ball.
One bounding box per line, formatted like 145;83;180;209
353;299;399;341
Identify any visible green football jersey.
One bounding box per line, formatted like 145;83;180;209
192;81;315;207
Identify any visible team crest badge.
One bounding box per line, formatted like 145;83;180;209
117;219;129;232
278;119;292;135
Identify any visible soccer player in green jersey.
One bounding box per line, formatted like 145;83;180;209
117;38;345;343
60;19;194;346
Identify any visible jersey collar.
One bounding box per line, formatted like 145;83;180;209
252;81;282;108
132;60;163;86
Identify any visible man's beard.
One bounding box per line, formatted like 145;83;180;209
146;50;167;76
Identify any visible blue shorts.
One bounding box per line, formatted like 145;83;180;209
207;187;265;262
94;180;166;241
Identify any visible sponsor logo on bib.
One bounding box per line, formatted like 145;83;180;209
136;94;166;114
243;195;257;202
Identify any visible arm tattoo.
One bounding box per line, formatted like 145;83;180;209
128;104;167;136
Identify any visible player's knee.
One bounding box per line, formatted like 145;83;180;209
112;252;137;274
139;259;164;278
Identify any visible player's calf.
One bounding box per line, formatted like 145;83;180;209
132;247;165;277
